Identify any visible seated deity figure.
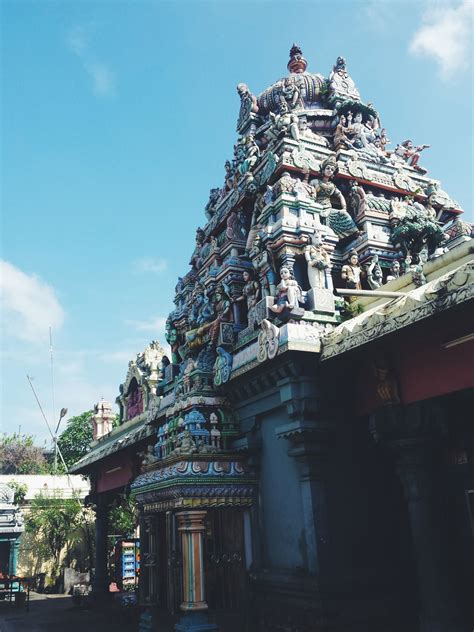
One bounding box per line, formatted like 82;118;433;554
329;56;360;101
265;109;300;144
310;156;359;238
341;250;362;289
298;115;329;146
304;232;332;290
269;266;303;313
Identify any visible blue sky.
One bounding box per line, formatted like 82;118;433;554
1;0;472;444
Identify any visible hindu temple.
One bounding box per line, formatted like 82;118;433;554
72;46;474;632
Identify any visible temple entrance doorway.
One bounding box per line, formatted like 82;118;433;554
204;508;248;613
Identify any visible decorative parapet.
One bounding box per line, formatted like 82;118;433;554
320;259;474;361
131;457;256;511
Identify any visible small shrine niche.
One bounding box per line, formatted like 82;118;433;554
126;378;143;421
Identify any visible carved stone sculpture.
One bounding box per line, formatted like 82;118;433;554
235;269;261;312
367;255;383;289
394;139;430;173
386;260;401;283
269;266;303;313
257;319;280;362
305;232;331;290
310;156;358;238
328;56;360;102
341;250;362;290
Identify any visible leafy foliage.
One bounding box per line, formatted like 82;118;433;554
6;481;28;505
25;491;86;578
56;411;94;470
56;410;120;471
108;494;138;537
0;433;49;474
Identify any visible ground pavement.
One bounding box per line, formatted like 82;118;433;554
0;592;138;632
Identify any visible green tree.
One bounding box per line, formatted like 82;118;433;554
0;433;49;474
6;481;28;505
108;494;138;537
25;491;85;578
56;411;94;470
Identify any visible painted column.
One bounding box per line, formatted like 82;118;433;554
175;510;218;632
8;538;20;576
177;510;207;612
92;496;109;595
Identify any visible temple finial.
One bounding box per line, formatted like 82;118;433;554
287;44;307;74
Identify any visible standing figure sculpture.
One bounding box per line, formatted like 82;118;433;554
366;254;383;289
305;232;331;290
311;156;358;238
269;266;302;313
235;269;261;313
341;250;362;289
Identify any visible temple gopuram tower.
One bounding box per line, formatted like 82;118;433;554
73;47;474;632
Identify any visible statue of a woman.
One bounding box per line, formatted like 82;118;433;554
311;156;358;238
269;266;302;313
304;232;331;290
235;269;261;312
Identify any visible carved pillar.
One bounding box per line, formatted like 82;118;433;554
92;495;109;595
8;538;20;576
276;373;331;579
276;419;331;577
373;405;464;632
175;510;218;632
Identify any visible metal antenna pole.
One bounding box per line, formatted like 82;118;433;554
26;376;81;507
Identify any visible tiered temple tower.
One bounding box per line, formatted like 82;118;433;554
76;47;473;632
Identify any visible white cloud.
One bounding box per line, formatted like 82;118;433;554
66;25;116;98
0;260;65;344
409;0;473;78
362;0;394;30
133;257;168;274
84;61;116;98
125;316;168;333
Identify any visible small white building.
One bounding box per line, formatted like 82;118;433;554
0;475;90;505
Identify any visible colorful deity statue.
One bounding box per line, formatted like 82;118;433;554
249;233;277;298
165;317;180;364
394;139;430;172
235;268;261;313
265;110;300;144
341;250;362;289
386;260;401;283
304;232;332;290
328;56;360;102
310;156;359;238
269;266;303;313
333;114;355;151
366;254;384;289
236;82;258;130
